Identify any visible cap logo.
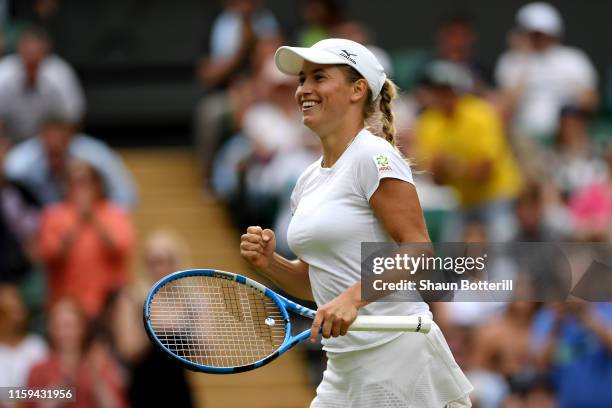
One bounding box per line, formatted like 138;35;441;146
339;49;357;64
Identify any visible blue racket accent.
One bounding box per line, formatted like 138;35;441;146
143;269;317;374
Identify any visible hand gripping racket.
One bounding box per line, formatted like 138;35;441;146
143;269;431;374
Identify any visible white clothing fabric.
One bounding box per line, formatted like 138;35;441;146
287;128;430;352
0;335;48;387
310;324;473;408
0;54;85;142
495;45;597;138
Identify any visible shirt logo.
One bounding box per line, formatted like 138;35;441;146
339;49;357;64
373;154;392;172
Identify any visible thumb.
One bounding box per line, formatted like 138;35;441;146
262;229;274;242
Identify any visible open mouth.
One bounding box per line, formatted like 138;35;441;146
301;100;320;111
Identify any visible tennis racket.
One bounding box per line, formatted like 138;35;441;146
143;269;431;374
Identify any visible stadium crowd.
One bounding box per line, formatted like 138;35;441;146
0;1;611;408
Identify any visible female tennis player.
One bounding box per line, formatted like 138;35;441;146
240;38;473;407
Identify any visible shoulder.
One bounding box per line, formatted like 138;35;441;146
352;129;403;161
5;139;44;174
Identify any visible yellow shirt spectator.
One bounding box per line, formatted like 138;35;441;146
415;95;523;207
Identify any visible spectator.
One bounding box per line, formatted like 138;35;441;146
0;134;39;283
297;0;344;47
5;115;137;210
0;284;47;388
26;297;129;408
197;0;279;90
38;160;135;319
531;302;612;408
101;230;194;408
545;106;607;199
0;26;85;143
413;61;523;241
567;148;612;241
495;2;598;141
435;12;493;94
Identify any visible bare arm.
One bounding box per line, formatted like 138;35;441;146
240;226;313;301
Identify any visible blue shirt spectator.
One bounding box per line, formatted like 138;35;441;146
531;303;612;408
4;118;136;210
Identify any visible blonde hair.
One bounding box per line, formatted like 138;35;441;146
340;66;398;148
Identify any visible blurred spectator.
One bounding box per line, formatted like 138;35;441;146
298;0;344;47
414;61;523;241
0;25;85;143
38;160;135;319
0;284;47;387
531;302;612;408
514;179;567;241
0;134;39;283
197;0;279;89
4;115;137;210
567;147;612;241
543;106;607;200
26;297;129;408
435;12;493;94
495;2;598;141
100;230;194;408
212;58;317;234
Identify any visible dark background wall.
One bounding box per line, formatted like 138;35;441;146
19;0;611;146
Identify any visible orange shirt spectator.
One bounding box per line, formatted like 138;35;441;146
25;297;129;408
38;160;134;318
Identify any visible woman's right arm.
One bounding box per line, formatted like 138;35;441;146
240;226;313;301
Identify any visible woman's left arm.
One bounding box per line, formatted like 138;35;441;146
310;178;430;341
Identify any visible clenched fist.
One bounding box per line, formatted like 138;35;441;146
240;226;276;271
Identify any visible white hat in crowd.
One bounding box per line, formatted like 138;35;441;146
274;38;387;100
516;2;563;37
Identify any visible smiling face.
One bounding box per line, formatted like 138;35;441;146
296;62;368;136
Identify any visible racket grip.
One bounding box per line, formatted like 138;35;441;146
349;315;431;333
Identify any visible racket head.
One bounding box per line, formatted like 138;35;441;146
143;269;292;374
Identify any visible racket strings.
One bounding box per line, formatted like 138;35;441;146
148;276;286;368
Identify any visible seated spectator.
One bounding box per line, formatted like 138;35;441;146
0;284;47;387
568;148;612;241
0;135;40;283
38;160;135;319
531;302;612;408
495;2;598;141
0;25;85;143
413;61;523;241
435;12;493;94
5;115;137;210
543;106;607;200
100;230;194;408
197;0;279;90
297;0;344;47
26;297;129;408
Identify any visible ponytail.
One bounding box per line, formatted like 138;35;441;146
378;79;397;147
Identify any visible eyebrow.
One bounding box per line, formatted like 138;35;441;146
298;68;326;76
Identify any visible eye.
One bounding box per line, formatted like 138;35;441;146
298;76;305;85
314;74;324;81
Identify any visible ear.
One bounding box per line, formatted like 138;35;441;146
349;78;369;103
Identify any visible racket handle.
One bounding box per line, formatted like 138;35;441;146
349;315;431;334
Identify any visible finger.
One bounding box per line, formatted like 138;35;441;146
321;315;334;339
310;312;324;343
242;234;263;244
331;320;342;337
262;229;274;243
339;320;351;336
246;226;263;235
240;242;263;253
240;250;261;261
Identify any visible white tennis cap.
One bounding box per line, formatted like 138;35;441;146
274;38;387;99
516;2;563;37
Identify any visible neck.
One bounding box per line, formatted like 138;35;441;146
319;119;364;168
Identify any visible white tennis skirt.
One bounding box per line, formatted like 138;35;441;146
310;321;473;408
